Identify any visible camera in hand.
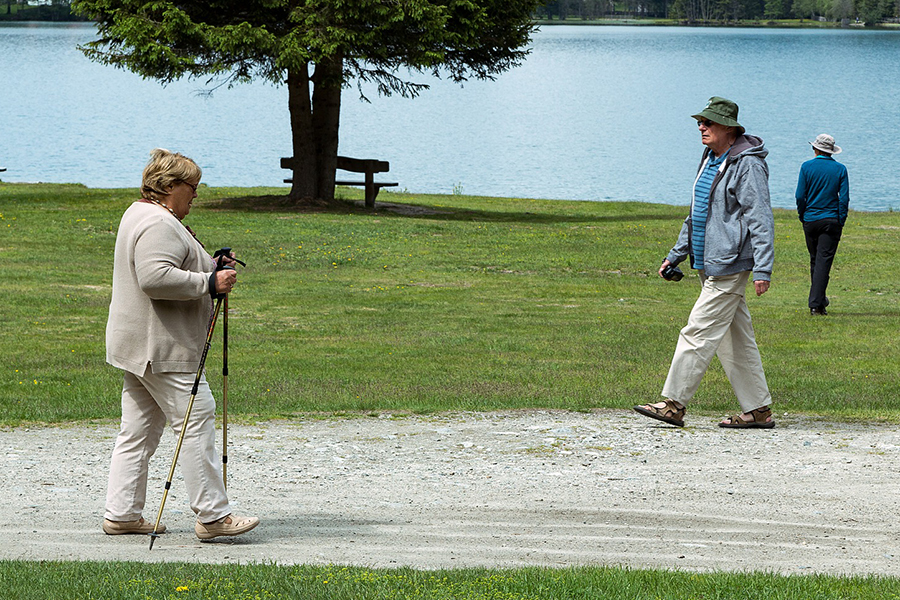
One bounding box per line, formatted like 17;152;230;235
661;264;684;281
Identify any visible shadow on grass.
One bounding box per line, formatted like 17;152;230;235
205;194;684;225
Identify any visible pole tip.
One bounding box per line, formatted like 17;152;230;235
148;531;159;550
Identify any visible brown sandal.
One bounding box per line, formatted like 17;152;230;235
633;399;685;427
719;405;775;429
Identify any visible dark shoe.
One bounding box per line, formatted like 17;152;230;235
103;517;165;535
633;399;685;427
810;307;828;316
719;406;775;429
195;514;259;540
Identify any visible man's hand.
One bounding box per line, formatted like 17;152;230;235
754;280;770;296
659;259;671;279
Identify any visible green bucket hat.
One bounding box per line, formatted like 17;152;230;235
692;96;745;135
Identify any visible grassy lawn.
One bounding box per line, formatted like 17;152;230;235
2;182;900;424
3;561;900;599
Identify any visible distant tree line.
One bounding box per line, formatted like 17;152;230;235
1;0;86;21
3;0;895;26
536;0;899;23
537;0;671;18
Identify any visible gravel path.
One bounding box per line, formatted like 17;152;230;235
2;410;899;575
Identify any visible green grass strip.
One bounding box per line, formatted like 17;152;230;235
3;561;900;599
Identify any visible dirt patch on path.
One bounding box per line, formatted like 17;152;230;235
2;410;898;574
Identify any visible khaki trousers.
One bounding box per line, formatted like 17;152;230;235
105;370;231;523
662;271;771;413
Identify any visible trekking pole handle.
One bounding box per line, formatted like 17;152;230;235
213;248;244;300
213;247;247;269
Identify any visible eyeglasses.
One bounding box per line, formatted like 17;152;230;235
182;181;199;193
697;119;715;128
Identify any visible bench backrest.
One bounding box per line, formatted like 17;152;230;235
281;156;389;174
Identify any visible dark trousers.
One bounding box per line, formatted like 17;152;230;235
803;218;842;310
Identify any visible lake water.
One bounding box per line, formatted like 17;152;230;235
2;22;899;211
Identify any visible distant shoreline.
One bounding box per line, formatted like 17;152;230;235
2;12;898;29
534;18;899;29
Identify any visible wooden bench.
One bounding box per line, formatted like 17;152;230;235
281;156;398;208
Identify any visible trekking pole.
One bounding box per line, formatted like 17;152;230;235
149;296;224;550
212;248;244;488
222;292;229;488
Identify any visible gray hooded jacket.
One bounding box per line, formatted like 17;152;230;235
667;134;774;282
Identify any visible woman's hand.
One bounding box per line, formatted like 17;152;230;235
215;268;237;295
216;250;237;269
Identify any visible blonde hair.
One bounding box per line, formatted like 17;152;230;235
140;148;202;202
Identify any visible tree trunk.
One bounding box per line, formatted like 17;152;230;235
311;54;343;203
287;63;317;201
286;55;343;203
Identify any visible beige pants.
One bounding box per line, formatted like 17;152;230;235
662;271;771;413
105;369;231;523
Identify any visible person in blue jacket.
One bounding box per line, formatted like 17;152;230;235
796;134;849;316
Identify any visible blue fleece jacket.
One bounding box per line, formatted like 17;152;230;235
795;155;850;226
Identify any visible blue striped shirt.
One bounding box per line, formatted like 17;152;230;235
692;150;728;271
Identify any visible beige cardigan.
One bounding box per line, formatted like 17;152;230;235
106;202;214;375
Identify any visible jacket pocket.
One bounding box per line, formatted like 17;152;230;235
705;219;748;265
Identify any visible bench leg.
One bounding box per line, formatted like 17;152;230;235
365;171;375;208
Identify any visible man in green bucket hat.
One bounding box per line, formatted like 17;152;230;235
633;96;776;429
692;96;746;135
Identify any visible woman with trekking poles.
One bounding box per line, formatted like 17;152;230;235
102;148;258;541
